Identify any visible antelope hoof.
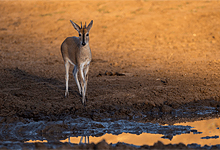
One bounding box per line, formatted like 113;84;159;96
81;100;86;106
82;98;86;106
65;91;69;98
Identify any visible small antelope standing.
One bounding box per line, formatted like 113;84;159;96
61;20;93;105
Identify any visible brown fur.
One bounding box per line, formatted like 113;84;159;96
61;20;93;105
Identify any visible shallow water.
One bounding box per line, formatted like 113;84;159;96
23;117;220;148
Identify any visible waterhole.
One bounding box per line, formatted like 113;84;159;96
24;118;220;147
1;117;219;149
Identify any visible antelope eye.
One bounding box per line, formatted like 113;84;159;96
86;33;89;36
79;33;81;36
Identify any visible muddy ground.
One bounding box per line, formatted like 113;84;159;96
0;0;220;149
23;140;220;150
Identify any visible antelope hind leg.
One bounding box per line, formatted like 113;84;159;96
73;65;82;95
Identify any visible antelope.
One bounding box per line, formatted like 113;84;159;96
61;20;93;105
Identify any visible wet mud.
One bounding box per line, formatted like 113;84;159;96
1;0;220;149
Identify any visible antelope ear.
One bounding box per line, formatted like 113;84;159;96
70;20;80;32
87;20;93;32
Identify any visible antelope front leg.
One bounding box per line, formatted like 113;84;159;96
83;64;90;99
79;65;86;105
64;61;70;97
